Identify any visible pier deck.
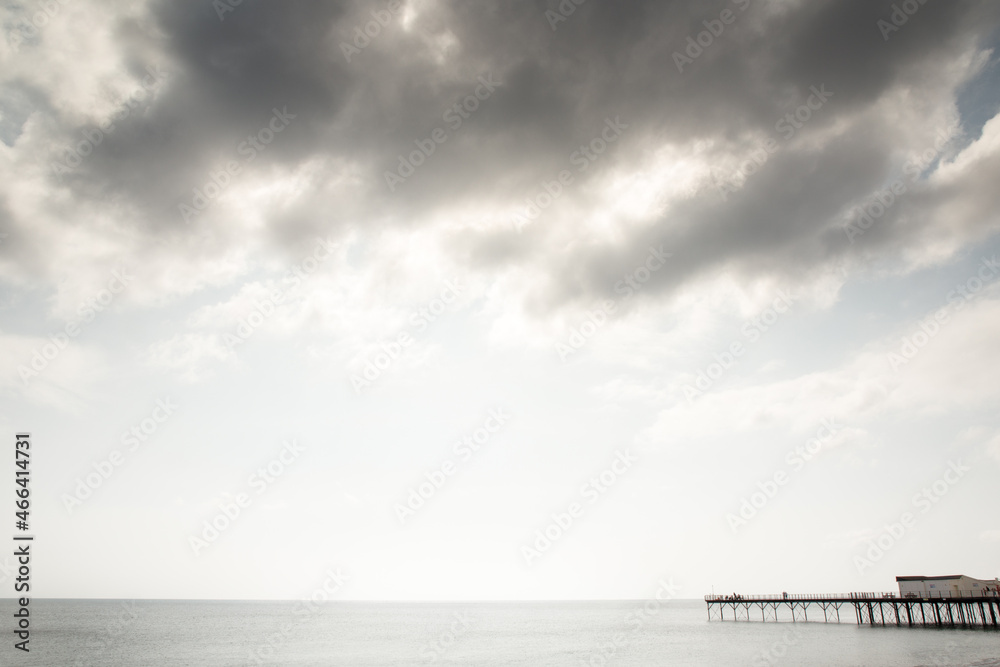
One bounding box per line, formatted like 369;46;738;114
705;592;1000;628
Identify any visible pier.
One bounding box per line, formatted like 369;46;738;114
705;592;1000;628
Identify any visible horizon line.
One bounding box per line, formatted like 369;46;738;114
0;596;706;603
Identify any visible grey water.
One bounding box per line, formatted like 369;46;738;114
1;599;998;666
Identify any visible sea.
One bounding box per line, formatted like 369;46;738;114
0;599;997;666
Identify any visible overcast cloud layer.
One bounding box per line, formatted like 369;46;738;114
1;0;999;600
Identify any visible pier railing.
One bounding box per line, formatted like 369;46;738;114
705;591;1000;601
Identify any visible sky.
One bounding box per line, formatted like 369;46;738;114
1;0;999;601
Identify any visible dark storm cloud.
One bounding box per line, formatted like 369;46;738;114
50;0;354;232
460;0;1000;313
498;128;893;318
770;0;977;107
22;0;1000;309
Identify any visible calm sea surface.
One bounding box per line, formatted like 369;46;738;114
1;599;997;666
